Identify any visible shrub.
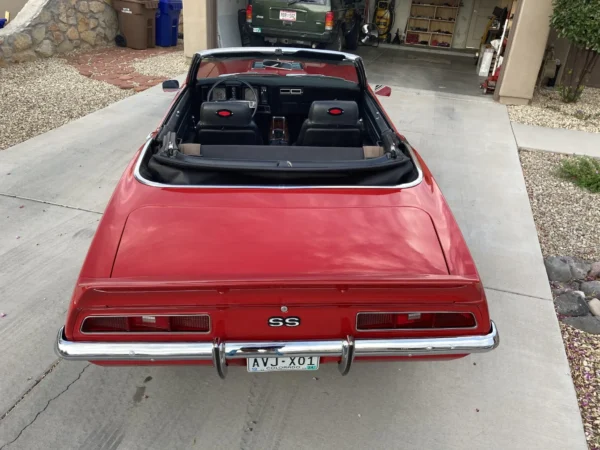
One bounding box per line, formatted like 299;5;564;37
558;156;600;193
551;0;600;103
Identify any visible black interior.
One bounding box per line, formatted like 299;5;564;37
197;102;263;145
142;73;419;187
295;100;362;147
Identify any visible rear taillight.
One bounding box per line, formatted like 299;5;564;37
325;11;334;30
81;315;210;333
246;4;253;23
356;312;476;331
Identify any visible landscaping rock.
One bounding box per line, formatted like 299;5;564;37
66;27;80;41
12;50;37;63
544;256;591;282
57;40;74;53
562;316;600;334
555;291;589;317
569;258;591;280
12;34;33;52
0;0;118;65
89;1;106;13
545;257;572;282
581;281;600;297
589;261;600;279
35;40;54;58
588;299;600;317
31;25;47;44
80;30;97;46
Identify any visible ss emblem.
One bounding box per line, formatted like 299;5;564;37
268;317;301;327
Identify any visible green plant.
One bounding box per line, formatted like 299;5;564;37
558;156;600;193
551;0;600;103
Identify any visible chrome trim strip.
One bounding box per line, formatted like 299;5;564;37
56;322;499;377
133;139;424;190
355;312;478;332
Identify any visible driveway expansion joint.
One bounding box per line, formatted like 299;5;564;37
0;193;102;215
485;286;552;302
0;364;90;450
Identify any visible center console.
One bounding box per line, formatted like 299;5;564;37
269;116;289;145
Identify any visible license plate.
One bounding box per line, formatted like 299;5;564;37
279;10;297;21
247;356;319;372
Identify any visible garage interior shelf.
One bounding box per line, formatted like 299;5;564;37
405;1;460;49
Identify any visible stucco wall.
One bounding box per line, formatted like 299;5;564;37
0;0;118;66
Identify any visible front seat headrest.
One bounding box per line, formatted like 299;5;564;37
199;102;254;128
306;101;360;127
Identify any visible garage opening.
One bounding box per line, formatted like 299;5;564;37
219;0;521;97
350;0;519;97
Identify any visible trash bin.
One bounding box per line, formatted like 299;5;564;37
113;0;159;50
156;0;183;47
0;18;7;29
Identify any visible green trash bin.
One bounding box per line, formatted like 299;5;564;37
113;0;159;50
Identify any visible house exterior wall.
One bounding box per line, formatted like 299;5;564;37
495;0;553;104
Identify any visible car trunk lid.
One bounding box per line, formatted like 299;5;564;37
111;205;448;280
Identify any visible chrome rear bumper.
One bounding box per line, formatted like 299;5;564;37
56;322;499;378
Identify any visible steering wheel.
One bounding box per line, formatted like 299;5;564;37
206;77;259;118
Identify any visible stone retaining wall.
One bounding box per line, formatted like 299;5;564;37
0;0;118;66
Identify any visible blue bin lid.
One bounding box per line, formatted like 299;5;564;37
158;0;182;12
0;18;7;28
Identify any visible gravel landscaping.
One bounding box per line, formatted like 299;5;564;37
0;58;132;151
520;150;600;261
0;47;186;152
509;87;600;134
132;51;189;79
561;324;600;450
523;149;600;450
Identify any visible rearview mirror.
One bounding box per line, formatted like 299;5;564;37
162;80;180;92
360;23;380;47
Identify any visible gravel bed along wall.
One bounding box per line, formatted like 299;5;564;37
561;323;600;450
0;57;132;151
509;87;600;134
131;51;189;80
520;150;600;261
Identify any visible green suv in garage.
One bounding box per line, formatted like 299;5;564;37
245;0;366;51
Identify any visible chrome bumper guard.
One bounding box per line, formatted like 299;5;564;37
56;322;499;379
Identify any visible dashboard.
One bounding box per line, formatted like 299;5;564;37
198;79;360;116
206;85;263;110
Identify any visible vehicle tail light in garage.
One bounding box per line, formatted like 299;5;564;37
356;312;476;331
81;315;210;333
246;4;253;23
325;12;334;30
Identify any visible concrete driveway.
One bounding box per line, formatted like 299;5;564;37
357;46;486;97
0;83;586;449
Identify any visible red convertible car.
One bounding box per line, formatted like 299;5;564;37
56;47;498;378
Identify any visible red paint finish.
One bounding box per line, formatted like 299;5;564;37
60;55;492;368
196;58;360;83
112;206;448;279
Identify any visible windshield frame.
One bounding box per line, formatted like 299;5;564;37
188;47;366;89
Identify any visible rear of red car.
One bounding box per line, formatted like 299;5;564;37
57;179;498;378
